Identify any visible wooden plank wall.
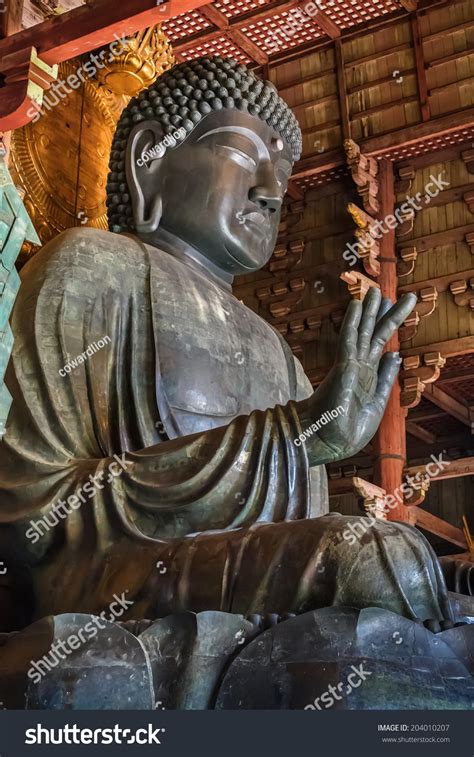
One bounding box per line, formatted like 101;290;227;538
397;146;474;350
266;0;473;162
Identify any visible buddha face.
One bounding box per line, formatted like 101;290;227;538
126;109;294;276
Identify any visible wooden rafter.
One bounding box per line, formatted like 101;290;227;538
406;456;474;482
408;507;467;549
197;3;268;65
334;38;350;141
173;0;299;56
291;109;474;189
406;421;436;444
402;336;474;359
410;12;430;122
423;384;474;432
309;6;340;40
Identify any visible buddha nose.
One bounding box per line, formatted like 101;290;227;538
249;169;282;214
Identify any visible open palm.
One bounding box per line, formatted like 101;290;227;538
297;288;417;466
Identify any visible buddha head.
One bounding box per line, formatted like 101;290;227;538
106;57;302;278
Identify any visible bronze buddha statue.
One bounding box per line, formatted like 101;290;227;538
0;56;472;709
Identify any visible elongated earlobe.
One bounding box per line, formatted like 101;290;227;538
126;121;165;233
134;194;163;233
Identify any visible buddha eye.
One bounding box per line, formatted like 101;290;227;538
216;145;257;171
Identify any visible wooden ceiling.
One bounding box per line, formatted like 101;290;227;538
20;0;421;65
163;0;406;66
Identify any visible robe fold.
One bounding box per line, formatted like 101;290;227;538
0;228;450;628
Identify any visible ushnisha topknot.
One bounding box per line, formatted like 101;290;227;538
106;56;302;233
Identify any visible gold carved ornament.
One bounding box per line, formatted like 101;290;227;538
10;26;174;264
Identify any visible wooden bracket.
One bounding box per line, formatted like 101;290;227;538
400;351;446;408
330;309;345;332
0;47;58;131
344;139;380;215
278;200;305;234
346;202;381;278
465;231;474;256
397;245;417;278
450;278;474;310
353;477;388;520
274;314;323;341
461;148;474;174
256;276;305;318
395;206;415;238
267;239;304;274
340;270;380;300
399;286;438;341
463;190;474;214
395;166;415;195
402;472;430;506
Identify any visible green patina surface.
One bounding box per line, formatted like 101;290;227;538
0;151;40;438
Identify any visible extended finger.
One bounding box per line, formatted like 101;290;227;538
337;298;363;363
368;293;417;362
357;287;381;360
374;351;402;410
376;296;392;323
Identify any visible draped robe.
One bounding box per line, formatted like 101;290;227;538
0;228;451;629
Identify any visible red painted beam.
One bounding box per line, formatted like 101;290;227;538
0;0;211;131
0;0;210;66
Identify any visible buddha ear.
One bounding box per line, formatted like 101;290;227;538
126;120;167;234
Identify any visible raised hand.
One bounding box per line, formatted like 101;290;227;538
296;288;417;466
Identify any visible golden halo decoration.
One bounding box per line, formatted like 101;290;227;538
95;25;175;98
10;27;174;263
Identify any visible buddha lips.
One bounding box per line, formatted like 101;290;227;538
294;405;346;446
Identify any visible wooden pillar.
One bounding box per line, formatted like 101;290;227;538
372;159;409;522
0;0;24;163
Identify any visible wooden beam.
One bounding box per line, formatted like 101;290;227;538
286;180;304;200
334;39;350;142
0;0;209;68
291;110;474;188
230;28;269;65
174;0;297;55
199;2;268;65
347;68;416;95
0;0;24;39
406;455;474;482
438;367;474;384
402;336;474;359
423;384;474;432
363;107;474;157
0;0;212;130
409;408;446;422
406;421;436;444
398;267;474;297
399;223;474;253
352;94;420;121
410;12;430;122
311;8;341;39
197;2;228;28
408;506;467;549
